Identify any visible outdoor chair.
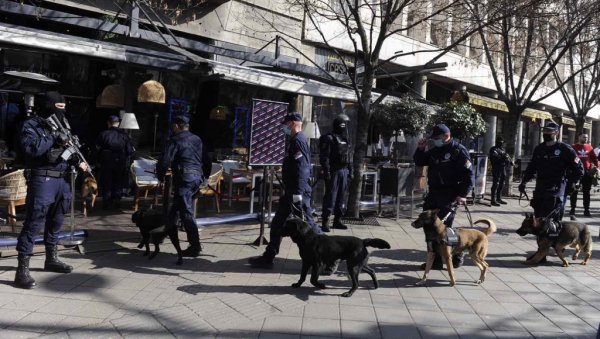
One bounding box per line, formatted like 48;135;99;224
130;158;161;211
193;163;223;216
0;169;27;232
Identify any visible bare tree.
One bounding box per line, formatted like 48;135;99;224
254;0;538;217
467;0;600;192
551;13;600;136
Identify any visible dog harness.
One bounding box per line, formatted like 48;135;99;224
442;227;460;247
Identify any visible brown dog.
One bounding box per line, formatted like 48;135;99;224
516;213;592;267
81;176;98;217
411;210;496;286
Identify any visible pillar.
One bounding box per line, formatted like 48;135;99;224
483;115;497;155
539;119;545;143
515;120;523;160
593;121;600;146
406;76;428;158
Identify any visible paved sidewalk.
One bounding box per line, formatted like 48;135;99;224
0;194;599;338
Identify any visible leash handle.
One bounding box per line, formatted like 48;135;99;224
519;190;530;207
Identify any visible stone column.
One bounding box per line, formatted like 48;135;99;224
592;121;600;146
539;119;545;143
483;114;497;155
515;120;523;160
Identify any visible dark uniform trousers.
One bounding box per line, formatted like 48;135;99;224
17;175;71;255
265;190;320;258
99;163;127;204
533;184;565;221
490;166;506;201
170;173;202;249
569;172;593;212
423;187;458;228
322;167;348;223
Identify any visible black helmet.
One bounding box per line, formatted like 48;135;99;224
333;114;350;134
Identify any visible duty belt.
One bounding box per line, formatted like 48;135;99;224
27;169;67;178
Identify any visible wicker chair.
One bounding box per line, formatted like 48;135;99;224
193;164;223;216
130;158;160;211
0;169;27;231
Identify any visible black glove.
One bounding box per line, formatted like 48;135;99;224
52;130;69;146
518;183;526;193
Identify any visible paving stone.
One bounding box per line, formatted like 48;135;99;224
339;305;377;322
301;318;340;337
304;303;339;320
261;315;302;335
379;323;420;339
340;320;380;338
417;325;459;339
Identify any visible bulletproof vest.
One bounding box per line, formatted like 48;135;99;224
331;134;350;166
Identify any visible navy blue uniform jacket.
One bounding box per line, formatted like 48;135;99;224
522;141;583;191
283;132;312;195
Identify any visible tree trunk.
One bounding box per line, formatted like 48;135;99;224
502;107;524;196
347;69;374;218
575;116;586;137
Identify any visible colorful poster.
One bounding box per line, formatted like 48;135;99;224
249;99;288;166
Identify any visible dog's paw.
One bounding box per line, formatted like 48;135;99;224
341;291;354;297
291;282;302;288
581;261;588;266
450;280;456;287
572;255;578;260
476;279;483;284
149;253;158;260
562;262;570;267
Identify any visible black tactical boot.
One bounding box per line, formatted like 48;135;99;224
248;253;274;269
321;219;331;233
44;245;73;273
181;245;202;257
584;210;591;217
452;252;465;268
497;197;508;204
490;198;500;206
14;254;36;289
332;218;348;230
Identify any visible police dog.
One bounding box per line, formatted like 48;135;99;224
411;210;496;286
516;213;592;267
131;208;183;265
81;176;98;217
281;218;391;297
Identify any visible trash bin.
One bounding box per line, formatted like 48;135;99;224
378;164;415;219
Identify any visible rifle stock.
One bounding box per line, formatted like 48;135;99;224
46;114;95;179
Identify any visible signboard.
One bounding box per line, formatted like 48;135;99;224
473;154;488;197
249;99;288;166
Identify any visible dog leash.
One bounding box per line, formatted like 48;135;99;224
518;190;530;207
441;202;474;228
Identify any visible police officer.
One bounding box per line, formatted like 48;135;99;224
488;136;512;206
249;112;322;268
96;115;133;210
569;133;598;218
156;115;208;257
414;124;474;270
14;91;88;289
319;114;353;232
518;122;583;233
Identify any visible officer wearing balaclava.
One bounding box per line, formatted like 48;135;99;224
14;91;88;289
319;114;353;232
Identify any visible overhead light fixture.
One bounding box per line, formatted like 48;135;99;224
137;80;165;104
119;112;140;130
97;84;125;108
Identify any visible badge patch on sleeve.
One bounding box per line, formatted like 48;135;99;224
294;152;303;160
465;160;472;169
575;157;581;164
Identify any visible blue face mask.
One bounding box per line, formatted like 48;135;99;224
282;126;291;135
433;138;445;147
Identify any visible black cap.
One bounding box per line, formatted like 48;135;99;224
430;124;450;137
281;112;302;124
173;115;190;124
543;121;560;131
108;115;120;123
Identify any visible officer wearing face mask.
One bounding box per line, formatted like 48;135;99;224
489;136;512;206
249;112;322;269
319;114;353;232
14;91;89;289
518;122;583;234
414;124;474;270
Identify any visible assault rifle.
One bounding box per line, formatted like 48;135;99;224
45;114;95;180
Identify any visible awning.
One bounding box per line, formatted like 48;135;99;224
458;91;553;120
585;122;592;130
560;116;576;126
0;23;396;103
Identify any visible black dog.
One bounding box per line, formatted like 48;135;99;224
132;209;183;265
281;218;391;297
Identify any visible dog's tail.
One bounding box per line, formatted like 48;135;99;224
474;218;496;237
363;238;391;249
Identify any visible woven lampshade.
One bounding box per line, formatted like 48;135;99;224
137;80;165;103
98;84;125;108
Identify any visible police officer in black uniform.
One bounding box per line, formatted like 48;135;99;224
489;136;512;206
157;115;208;257
96;115;133;210
319;114;353;232
413;124;474;270
14;91;88;289
519;121;583;233
249;112;322;268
